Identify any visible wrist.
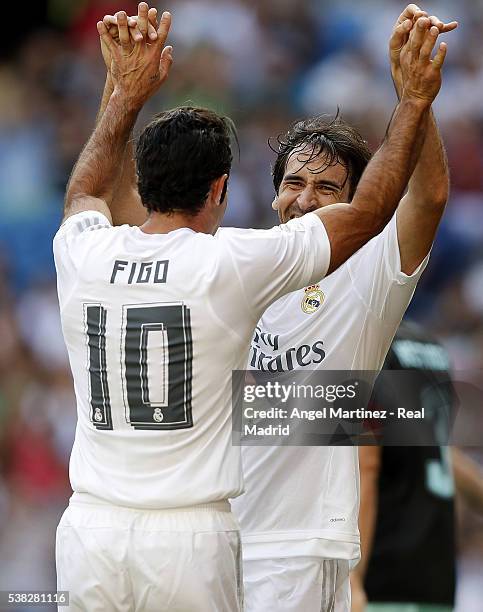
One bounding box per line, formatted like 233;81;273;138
400;93;432;112
111;86;145;114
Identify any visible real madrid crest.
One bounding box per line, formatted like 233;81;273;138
153;408;164;423
94;408;103;422
301;284;324;315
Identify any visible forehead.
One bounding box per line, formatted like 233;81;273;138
284;145;348;183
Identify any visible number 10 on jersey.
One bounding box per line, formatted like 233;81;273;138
84;303;193;430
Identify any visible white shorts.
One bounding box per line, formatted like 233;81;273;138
244;557;350;612
56;495;243;612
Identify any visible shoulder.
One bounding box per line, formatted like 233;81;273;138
53;211;131;273
54;210;113;242
216;214;325;241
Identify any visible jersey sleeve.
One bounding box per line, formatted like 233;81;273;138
216;212;331;325
346;213;430;327
53;211;112;308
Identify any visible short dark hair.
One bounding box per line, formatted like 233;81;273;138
271;114;372;199
135;107;235;215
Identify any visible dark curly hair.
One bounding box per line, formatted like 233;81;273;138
135;107;236;215
271;114;372;199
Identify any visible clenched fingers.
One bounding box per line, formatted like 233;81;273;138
419;25;439;63
396;4;427;25
409;16;430;55
126;9;158;42
428;15;458;33
116;11;132;54
97;21;118;57
395;4;457;34
103;13;154;44
148;8;158;40
390;18;413;53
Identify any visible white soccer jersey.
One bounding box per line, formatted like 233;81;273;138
53;210;330;509
231;213;429;562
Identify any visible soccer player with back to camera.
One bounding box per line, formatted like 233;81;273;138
58;2;451;609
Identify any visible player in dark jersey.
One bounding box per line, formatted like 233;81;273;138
351;320;483;612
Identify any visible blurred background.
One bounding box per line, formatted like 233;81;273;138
0;0;482;609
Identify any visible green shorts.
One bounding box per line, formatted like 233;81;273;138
366;604;452;612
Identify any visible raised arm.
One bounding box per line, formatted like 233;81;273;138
64;11;173;222
317;19;447;274
95;3;164;226
390;5;457;274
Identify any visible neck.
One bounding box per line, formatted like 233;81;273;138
140;210;215;235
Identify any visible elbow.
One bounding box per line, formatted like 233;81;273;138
429;191;448;211
352;206;392;240
63;191;95;217
64;189;76;214
350;190;397;239
423;178;450;211
66;188;109;208
373;210;393;235
65;179;85;210
64;190;85;210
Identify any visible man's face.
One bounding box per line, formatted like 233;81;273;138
275;147;352;223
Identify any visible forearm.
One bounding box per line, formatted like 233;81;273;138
65;90;139;211
407;110;449;208
96;73;114;125
97;73;138;193
392;68;449;210
94;75;146;226
352;96;430;230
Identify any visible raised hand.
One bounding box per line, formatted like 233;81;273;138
399;17;448;105
100;3;160;73
390;4;457;99
97;5;173;109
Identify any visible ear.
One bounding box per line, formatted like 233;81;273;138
211;174;228;206
272;196;279;210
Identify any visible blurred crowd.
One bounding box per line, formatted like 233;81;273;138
0;0;482;608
